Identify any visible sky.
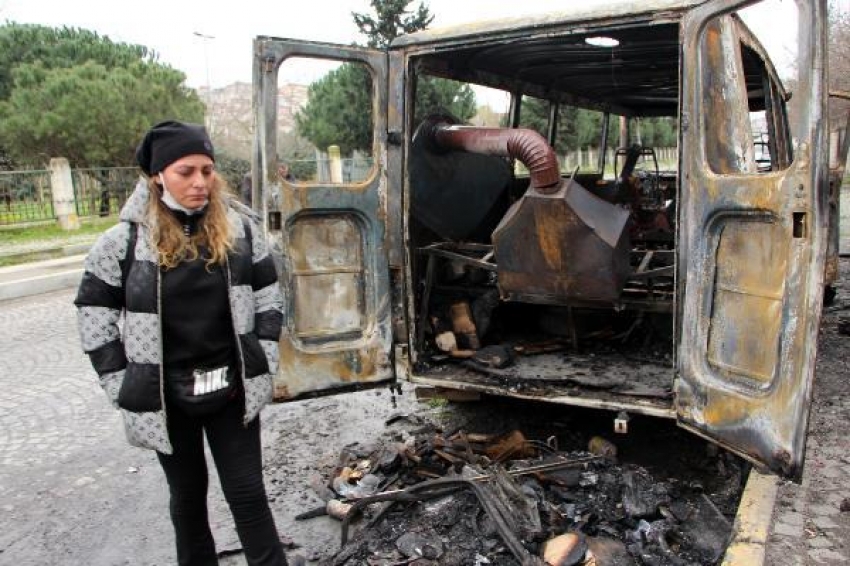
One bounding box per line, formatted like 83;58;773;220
1;0;847;90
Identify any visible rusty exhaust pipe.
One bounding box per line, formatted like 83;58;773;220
428;122;562;193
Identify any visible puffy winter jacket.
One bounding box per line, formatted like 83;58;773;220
74;180;283;454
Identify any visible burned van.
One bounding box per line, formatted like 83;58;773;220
251;0;845;480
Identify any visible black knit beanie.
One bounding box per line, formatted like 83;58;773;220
135;120;215;176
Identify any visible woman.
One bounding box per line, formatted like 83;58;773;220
75;120;287;566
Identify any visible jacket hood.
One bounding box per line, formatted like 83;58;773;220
119;178;152;224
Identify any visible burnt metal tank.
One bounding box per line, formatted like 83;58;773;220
491;177;632;304
419;117;632;304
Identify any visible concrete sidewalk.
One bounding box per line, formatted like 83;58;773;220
0;253;86;302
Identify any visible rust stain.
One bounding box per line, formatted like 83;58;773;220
277;334;378;389
534;199;568;270
274;382;291;400
331;348;378;381
699;384;797;443
700;394;749;426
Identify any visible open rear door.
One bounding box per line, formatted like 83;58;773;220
825;92;850;288
676;0;828;479
252;39;394;400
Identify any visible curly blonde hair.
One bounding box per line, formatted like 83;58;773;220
147;173;235;269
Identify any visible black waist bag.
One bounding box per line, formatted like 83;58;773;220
165;365;240;416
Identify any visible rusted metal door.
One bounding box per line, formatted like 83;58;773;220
676;0;828;479
825;94;850;290
253;39;395;400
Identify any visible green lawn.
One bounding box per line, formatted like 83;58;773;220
0;215;116;243
0;216;117;267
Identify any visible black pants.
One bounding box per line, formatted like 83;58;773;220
157;399;287;566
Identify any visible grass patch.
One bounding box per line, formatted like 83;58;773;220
0;215;117;244
0;216;118;268
426;397;449;409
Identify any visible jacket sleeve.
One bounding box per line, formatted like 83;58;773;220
248;216;284;375
74;223;131;407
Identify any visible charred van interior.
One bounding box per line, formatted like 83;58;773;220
407;122;678;411
403;15;778;414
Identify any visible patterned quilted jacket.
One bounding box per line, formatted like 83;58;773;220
74;180;283;454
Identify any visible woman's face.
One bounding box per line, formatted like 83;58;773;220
159;154;215;209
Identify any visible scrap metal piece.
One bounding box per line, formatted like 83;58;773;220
485;430;537;462
339;458;601;560
341;476;543;565
473;344;515;368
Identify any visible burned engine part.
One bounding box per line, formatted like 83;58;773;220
410;116;513;240
421;119;632;305
428;120;561;191
492;178;632;304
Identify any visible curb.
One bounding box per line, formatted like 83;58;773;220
0;268;84;302
0;254;87;302
721;468;779;565
61;243;92;256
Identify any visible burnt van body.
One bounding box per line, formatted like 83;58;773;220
252;0;845;480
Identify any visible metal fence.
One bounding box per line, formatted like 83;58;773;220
292;156;375;184
0;166;139;226
0;170;54;225
561;146;678;178
72;167;138;218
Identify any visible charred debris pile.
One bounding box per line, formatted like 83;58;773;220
301;410;746;566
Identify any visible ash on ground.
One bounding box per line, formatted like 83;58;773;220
300;398;747;566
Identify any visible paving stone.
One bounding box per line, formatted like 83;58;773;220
812;516;839;530
811;504;838;516
774;521;801;537
808;547;847;564
769;549;806;566
779;511;806;526
765;258;850;565
808;536;835;549
820;464;842;479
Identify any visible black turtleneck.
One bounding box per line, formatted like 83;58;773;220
160;208;236;372
169;208;204;237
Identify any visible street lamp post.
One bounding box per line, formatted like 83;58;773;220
193;31;215;132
